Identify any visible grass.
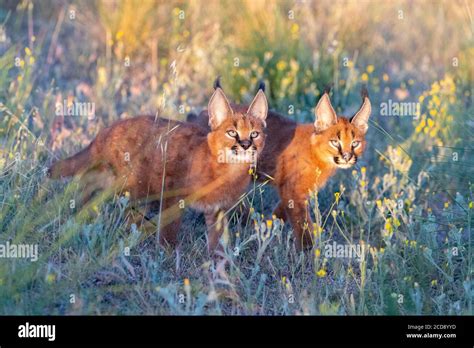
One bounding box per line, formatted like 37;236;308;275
0;0;472;315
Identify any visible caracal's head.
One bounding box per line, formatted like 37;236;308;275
206;86;268;165
311;91;371;169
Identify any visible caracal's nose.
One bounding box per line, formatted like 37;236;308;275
239;139;252;150
342;152;353;162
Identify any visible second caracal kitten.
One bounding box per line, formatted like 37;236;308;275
49;87;269;252
189;88;371;251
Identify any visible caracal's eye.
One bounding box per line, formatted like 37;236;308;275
227;130;238;138
352;140;361;148
250;131;259;139
330;140;340;148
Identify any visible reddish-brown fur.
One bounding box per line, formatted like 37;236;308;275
49;88;268;252
191;92;371;250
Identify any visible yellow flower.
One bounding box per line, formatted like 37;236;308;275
334;192;340;204
98;67;107;85
276;60;287;71
315;249;321;258
430;82;440;94
316;269;327;278
184;278;190;287
266;220;273;229
376;200;382;208
115;30;124;40
431;279;438;286
444;202;449;209
361;166;366;174
360;180;366;188
366;65;375;74
361;73;369;82
25;47;32;56
469;202;473;209
290;23;299;35
383;73;389;82
46;274;56;284
313;224;323;236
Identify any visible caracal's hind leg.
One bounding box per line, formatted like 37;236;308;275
156;197;183;250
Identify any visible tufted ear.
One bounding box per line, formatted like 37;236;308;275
351;96;371;134
246;89;268;126
208;87;233;129
314;93;337;132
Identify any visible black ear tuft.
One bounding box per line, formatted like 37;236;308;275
323;84;333;95
213;76;222;90
257;80;266;92
360;85;369;99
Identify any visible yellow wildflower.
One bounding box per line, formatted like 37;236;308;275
276;60;287;71
316;269;327;278
266;220;273;229
290;23;299;35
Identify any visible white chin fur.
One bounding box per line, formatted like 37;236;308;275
336;163;354;169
